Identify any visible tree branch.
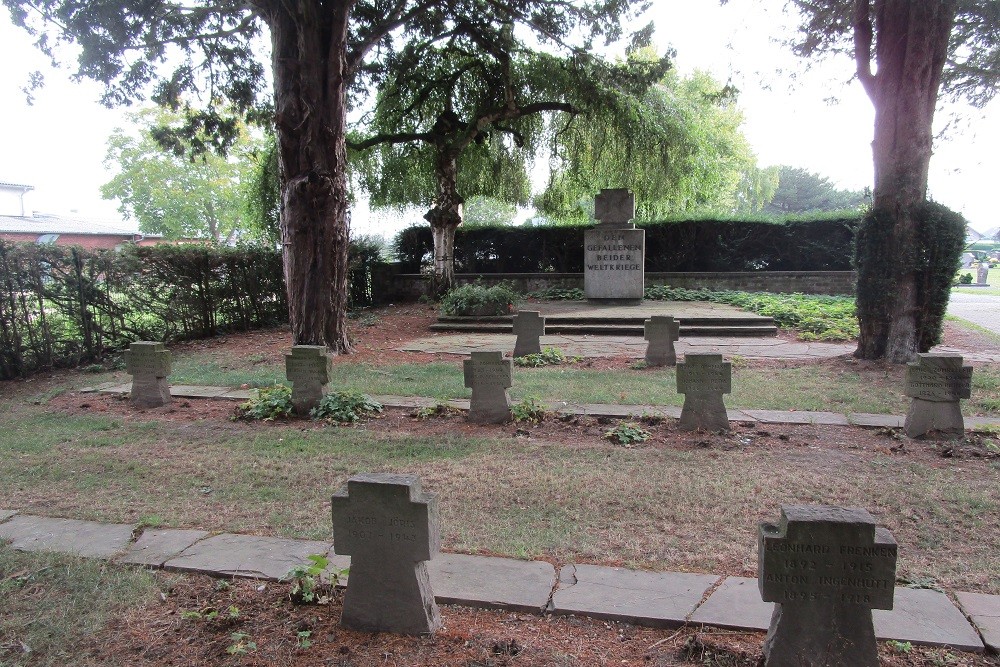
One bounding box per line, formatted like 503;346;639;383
852;0;877;101
348;131;434;151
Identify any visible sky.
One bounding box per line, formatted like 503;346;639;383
0;1;997;235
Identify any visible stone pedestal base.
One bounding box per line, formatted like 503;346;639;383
645;342;676;367
130;376;170;408
340;560;441;635
764;602;878;667
291;380;325;415
679;393;728;431
468;389;512;423
904;398;964;439
513;337;541;358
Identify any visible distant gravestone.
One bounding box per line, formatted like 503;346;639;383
961;253;975;269
284;345;331;414
644;316;680;367
124;341;171;407
512;311;545;357
759;505;897;667
331;473;441;635
584;188;645;303
676;353;731;431
903;353;972;439
977;263;990;285
463;351;513;423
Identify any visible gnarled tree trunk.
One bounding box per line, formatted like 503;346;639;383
263;0;355;353
853;0;956;362
424;147;463;297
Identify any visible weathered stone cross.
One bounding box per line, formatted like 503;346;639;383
903;353;972;439
331;473;441;634
124;341;172;407
675;353;731;431
512;311;545;357
644;315;680;367
758;505;897;667
594;188;635;227
463;351;513;423
284;345;331;414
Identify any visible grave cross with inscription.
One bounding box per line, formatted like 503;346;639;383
125;341;172;407
675;353;731;431
284;345;331;414
903;353;973;439
331;473;441;635
644;315;680;367
512;311;545;357
758;505;897;667
463;351;514;423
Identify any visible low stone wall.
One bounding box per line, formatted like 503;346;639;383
375;267;857;302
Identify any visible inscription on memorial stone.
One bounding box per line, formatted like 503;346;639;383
903;353;972;439
124;341;171;408
584;188;644;302
512;311;545;357
285;345;331;414
463;351;513;423
676;353;731;431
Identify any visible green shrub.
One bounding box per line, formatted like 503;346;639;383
440;282;519;316
527;287;584;301
514;347;580;367
959;273;974;284
310;390;383;423
235;384;294;421
604;422;651;446
511;396;547;423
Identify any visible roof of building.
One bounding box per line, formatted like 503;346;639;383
0;213;152;237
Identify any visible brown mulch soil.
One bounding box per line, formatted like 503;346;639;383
6;305;1000;665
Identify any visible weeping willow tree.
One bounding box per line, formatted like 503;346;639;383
350;29;670;294
537;68;778;222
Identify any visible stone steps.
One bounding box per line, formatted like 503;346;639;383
431;316;778;338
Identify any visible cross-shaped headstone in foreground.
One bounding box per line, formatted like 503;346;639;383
331;473;441;634
594;188;635;227
758;505;897;667
644;316;680;367
903;353;972;439
463;351;513;423
125;341;172;407
512;311;545;357
675;353;731;431
285;345;331;414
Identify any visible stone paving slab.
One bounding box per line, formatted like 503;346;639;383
163;533;333;580
169;385;230;398
968;416;1000;429
956;591;1000;652
118;528;210;567
0;515;135;558
551;564;719;628
427;553;556;613
688;577;983;651
849;413;905;428
216;389;253;400
743;410;851;426
0;510;17;523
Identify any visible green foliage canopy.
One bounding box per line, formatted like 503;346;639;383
763;166;867;215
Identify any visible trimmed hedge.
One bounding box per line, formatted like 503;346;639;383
394;214;861;273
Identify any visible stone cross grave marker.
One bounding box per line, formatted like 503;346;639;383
675;353;731;431
594;188;636;227
463;351;514;423
512;311;545;357
331;473;441;635
758;505;897;667
284;345;331;414
124;341;171;407
903;353;972;439
644;315;680;367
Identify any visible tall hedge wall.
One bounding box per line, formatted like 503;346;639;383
394;214;862;273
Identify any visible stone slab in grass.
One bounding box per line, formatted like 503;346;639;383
118;528;210;567
427;553;556;613
164;534;333;580
743;410;850;426
557;403;680;419
78;381;126;394
688;578;983;652
955;591;1000;652
170;385;230;398
0;510;17;523
551;564;718;628
215;389;253;401
849;413;904;428
967;416;1000;429
0;515;135;558
873;587;984;652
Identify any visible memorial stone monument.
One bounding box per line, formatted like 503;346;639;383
512;311;545;357
903;353;973;439
644;315;680;367
584;188;645;303
331;473;441;634
463;351;514;423
759;505;897;667
977;263;990;285
676;353;731;431
124;341;172;407
284;345;331;414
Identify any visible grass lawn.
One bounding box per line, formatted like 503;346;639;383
953;266;1000;297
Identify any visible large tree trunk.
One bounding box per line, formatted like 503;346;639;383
264;0;355;353
854;0;956;362
424;148;463;296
